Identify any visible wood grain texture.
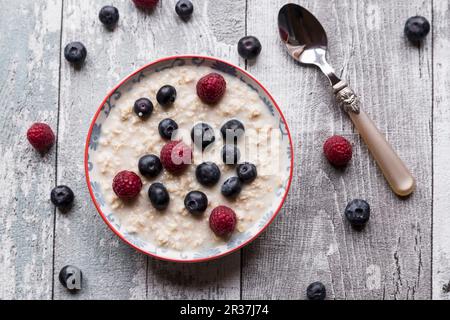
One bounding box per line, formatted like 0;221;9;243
0;0;441;300
0;0;62;299
242;0;432;299
54;0;147;300
144;0;244;300
54;0;243;300
432;0;450;300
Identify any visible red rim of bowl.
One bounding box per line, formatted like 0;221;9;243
84;55;294;263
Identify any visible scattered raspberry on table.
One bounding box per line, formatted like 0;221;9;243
323;135;352;167
27;123;55;153
132;0;159;9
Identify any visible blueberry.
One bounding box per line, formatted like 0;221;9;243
133;98;153;119
148;182;170;210
220;119;245;143
404;16;430;42
158;118;178;140
175;0;194;20
64;42;87;65
306;282;326;300
138;154;162;178
344;199;370;227
59;265;82;291
222;144;240;165
191;123;215;150
156;85;177;106
221;176;242;198
51;185;74;209
196;162;221;186
99;5;119;28
184;191;208;215
237;36;262;60
237;162;257;183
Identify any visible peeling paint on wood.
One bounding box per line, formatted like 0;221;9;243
432;0;450;301
0;0;442;300
242;0;432;300
54;0;243;300
0;0;62;299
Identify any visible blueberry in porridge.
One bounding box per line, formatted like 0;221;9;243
133;97;153;119
221;144;241;165
191;122;215;150
158;118;179;140
138;154;162;178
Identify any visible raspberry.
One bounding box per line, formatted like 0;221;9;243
112;171;142;200
196;73;226;104
323;135;352;167
132;0;159;9
209;206;237;237
27;123;55;153
160;140;192;174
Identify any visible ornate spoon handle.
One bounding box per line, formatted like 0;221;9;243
333;82;415;196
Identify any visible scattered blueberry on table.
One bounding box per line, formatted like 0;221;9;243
184;191;208;215
138;154;163;178
158;118;178;140
404;16;430;42
306;281;326;300
345;199;370;228
148;182;170;210
237;162;257;183
191;122;216;150
133;97;154;119
221;176;242;198
26;123;55;153
59;265;82;291
222;144;241;165
157;85;177;106
238;36;262;60
64;42;87;65
196;162;221;187
51;185;74;210
175;0;194;20
99;5;119;29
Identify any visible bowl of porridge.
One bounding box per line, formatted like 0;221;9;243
85;55;294;262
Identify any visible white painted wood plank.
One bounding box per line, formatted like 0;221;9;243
242;0;432;299
0;0;62;299
55;0;243;299
432;0;450;301
55;0;149;300
143;0;245;300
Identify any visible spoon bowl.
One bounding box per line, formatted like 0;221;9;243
278;4;339;85
278;3;327;64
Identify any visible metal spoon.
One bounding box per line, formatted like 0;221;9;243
278;3;415;196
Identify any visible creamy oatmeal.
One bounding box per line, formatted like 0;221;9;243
91;65;287;251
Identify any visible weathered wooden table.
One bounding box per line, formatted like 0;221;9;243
1;0;449;300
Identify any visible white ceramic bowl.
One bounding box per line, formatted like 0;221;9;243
85;55;294;262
